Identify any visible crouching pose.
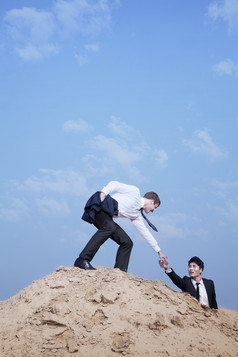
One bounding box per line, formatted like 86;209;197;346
74;181;167;272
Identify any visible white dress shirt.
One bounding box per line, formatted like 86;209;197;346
191;278;210;307
101;181;161;252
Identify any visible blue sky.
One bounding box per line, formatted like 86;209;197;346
0;0;237;310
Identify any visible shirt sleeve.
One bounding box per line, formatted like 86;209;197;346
131;215;161;252
101;181;122;195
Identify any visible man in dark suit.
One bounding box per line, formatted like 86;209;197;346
159;256;218;309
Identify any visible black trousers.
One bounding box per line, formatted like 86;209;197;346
79;211;133;272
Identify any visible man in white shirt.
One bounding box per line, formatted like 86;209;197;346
74;181;167;272
159;256;218;309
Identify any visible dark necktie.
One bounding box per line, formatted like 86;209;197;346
140;208;158;232
195;282;200;301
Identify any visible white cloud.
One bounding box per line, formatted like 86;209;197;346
85;43;99;52
36;196;70;216
1;114;169;220
82;153;117;177
84;117;145;178
182;129;229;160
222;200;238;221
4;7;58;60
82;116;168;179
211;180;238;227
108;115;143;139
4;7;56;42
0;198;29;222
19;168;90;197
91;134;142;179
16;43;59;61
1;169;91;221
53;0;112;36
213;58;238;76
207;0;238;28
216;198;238;229
74;43;99;65
4;0;118;61
154;149;168;167
74;53;88;65
212;179;238;192
62;119;93;133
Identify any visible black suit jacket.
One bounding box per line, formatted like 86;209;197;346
166;268;218;309
82;191;118;224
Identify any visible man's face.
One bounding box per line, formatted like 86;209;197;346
188;262;202;280
144;200;159;213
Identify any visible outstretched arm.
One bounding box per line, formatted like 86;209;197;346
159;259;187;291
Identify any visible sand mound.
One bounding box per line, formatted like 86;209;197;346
0;266;237;357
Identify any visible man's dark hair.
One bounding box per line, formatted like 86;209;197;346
188;256;204;271
144;192;161;206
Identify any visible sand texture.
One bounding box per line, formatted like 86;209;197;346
0;266;237;357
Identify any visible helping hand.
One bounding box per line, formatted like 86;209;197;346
158;251;168;267
159;259;168;269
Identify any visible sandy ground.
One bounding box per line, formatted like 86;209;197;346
0;266;237;357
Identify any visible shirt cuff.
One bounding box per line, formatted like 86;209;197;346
165;268;172;274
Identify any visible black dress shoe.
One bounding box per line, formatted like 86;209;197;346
74;257;96;270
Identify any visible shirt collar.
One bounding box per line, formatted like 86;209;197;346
191;278;203;287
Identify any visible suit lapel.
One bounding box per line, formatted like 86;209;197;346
188;277;196;297
202;279;213;307
203;279;210;294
